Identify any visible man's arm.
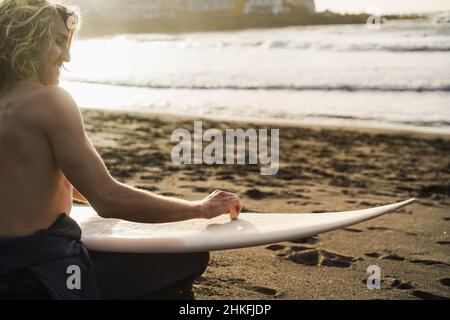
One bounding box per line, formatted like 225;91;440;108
38;87;241;223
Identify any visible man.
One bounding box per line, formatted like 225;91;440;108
0;0;242;299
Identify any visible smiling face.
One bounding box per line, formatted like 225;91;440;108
37;16;72;86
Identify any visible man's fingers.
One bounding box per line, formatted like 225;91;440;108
227;197;242;220
204;190;243;220
213;190;238;198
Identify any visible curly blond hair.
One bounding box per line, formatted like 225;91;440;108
0;0;77;88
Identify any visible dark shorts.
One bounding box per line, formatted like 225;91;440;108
0;214;209;300
89;251;209;299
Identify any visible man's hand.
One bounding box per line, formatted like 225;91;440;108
199;190;243;220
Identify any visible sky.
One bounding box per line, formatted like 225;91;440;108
315;0;450;14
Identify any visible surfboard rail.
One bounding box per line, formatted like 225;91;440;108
72;198;416;253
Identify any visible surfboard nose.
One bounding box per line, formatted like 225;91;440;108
398;198;416;207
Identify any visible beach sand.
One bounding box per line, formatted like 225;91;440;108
82;109;450;300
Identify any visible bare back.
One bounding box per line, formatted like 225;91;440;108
0;81;72;236
0;81;241;237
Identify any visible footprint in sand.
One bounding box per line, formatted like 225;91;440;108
409;259;450;267
365;252;381;258
265;242;359;268
266;244;286;251
244;188;275;199
250;286;277;296
159;192;179;197
266;244;311;257
286;249;358;268
237;281;279;297
289;236;319;245
411;290;450;300
343;227;364;233
266;246;357;268
380;254;406;262
417;200;434;207
367;226;420;237
192;187;210;193
440;278;450;287
210;276;279;297
392;280;414;290
135;185;159;192
366;252;449;267
361;276;414;290
367;226;390;231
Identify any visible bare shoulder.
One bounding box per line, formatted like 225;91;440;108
31;85;78;112
26;85;83;131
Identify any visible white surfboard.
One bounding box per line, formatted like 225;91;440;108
71;198;415;253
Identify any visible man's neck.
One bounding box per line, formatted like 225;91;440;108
24;76;41;84
1;79;42;95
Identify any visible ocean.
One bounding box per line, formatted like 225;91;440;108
61;15;450;134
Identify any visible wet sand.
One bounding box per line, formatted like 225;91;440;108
82;109;450;300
